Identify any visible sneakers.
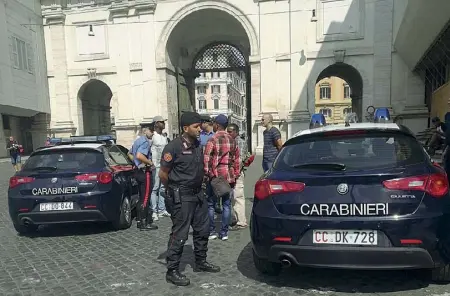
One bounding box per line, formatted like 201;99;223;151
159;211;170;217
209;233;228;241
152;213;159;221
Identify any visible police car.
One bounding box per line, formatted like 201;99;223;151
8;135;139;235
250;109;450;282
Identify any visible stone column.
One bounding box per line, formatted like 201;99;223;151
373;0;393;108
43;10;76;137
249;56;261;153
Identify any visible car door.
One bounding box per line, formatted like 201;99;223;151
106;145;139;207
116;144;133;164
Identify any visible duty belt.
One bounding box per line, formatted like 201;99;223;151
169;186;202;195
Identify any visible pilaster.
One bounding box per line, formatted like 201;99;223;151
43;10;75;134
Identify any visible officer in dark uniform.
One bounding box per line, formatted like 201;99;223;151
130;123;158;231
159;111;220;286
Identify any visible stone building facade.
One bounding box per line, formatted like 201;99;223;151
40;0;428;152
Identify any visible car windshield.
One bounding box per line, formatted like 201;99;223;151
22;149;106;171
274;132;426;172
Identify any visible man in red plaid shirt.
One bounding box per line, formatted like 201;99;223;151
204;114;240;241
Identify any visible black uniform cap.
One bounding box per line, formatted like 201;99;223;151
180;111;202;127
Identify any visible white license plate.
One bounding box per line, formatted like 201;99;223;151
313;230;377;245
39;202;74;211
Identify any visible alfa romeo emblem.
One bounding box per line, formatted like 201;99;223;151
336;183;348;195
51;178;58;183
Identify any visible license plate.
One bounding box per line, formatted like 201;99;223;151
313;230;377;245
39;202;74;211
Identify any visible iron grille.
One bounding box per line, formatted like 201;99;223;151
194;43;246;71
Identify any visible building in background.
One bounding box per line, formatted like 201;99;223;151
0;0;50;157
195;71;247;133
315;76;352;124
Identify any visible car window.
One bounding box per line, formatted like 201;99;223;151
22;149;106;171
107;145;131;165
275;132;426;171
116;145;129;156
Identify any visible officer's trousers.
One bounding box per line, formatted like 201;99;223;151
166;194;209;270
135;169;153;223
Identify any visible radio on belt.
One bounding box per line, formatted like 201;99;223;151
309;113;326;129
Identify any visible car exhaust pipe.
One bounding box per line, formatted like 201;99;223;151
280;258;292;268
21;217;32;226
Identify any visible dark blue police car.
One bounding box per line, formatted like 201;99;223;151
250;113;450;282
8;136;139;235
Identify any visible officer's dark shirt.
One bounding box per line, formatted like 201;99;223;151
160;136;204;189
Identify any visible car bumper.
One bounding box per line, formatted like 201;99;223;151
16;210;108;225
260;244;436;269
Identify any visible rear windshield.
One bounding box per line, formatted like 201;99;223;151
275;132;427;171
22;149;106;171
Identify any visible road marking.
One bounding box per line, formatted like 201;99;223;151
200;283;249;289
110;282;137;288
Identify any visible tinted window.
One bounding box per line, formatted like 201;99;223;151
22;149;106;171
275;132;426;171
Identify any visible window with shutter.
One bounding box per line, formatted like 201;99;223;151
26;43;34;74
10;37;19;68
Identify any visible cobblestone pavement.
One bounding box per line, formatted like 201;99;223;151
0;160;450;296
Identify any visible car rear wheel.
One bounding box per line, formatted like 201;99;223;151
432;265;450;283
111;196;132;231
13;223;38;235
252;249;282;276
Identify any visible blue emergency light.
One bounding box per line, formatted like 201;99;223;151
53;135;117;145
373;108;390;122
310;113;326;128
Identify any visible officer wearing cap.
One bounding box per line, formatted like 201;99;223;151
200;115;214;149
130;123;158;231
159;111;220;286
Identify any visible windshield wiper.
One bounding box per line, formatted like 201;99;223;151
30;166;58;171
291;163;347;171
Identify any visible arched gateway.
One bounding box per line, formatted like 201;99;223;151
156;2;259;151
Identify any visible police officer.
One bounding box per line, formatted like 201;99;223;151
130;123;158;231
159;111;220;286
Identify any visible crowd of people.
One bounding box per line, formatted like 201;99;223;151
128;111;283;286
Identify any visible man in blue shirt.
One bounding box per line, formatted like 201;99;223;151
261;114;283;171
200;115;214;149
130;123;158;231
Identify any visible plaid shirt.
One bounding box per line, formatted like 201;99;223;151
204;131;240;184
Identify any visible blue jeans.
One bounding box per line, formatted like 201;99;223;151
151;167;166;213
11;154;21;165
208;192;231;237
262;160;273;172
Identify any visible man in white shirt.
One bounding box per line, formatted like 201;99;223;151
150;115;170;220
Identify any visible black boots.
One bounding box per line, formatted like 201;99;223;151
166;262;220;286
166;269;190;286
137;218;158;230
136;204;158;230
193;261;221;273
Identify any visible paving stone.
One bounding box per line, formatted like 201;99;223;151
0;162;449;295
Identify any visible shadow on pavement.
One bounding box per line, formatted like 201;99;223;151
237;242;430;293
24;222;114;238
157;244;195;272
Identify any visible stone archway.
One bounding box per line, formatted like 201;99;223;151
77;79;113;136
315;63;364;122
156;1;260;150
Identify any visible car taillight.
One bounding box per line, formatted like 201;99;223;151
9;176;35;188
382;173;449;198
254;179;305;200
75;172;113;184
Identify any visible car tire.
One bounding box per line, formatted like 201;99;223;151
13;223;38;235
111;196;132;231
432;265;450;283
252;249;282;276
